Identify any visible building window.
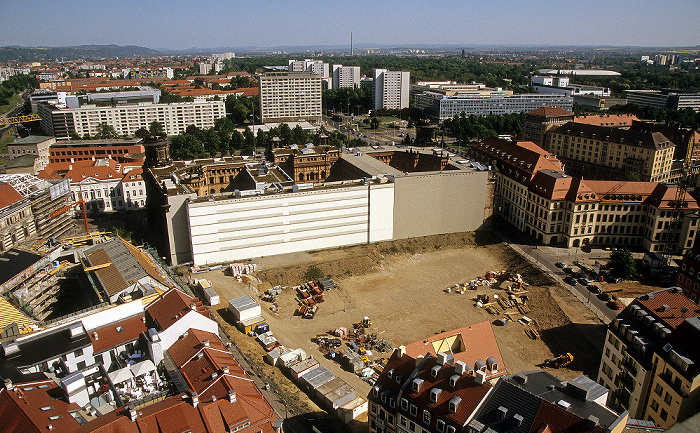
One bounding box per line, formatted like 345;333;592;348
650;400;659;412
73;348;83;358
423;410;431;425
400;398;408;410
410;404;417;416
660;409;668;421
436;420;445;432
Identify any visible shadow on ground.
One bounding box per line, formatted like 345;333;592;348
537;322;607;377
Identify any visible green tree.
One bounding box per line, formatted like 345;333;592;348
95;123;118;139
279;123;292;145
229;130;244;152
170;134;205;159
149;121;166;139
608;248;636;279
242;128;255;155
135;128;151;140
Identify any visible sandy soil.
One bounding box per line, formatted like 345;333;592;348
193;234;607;424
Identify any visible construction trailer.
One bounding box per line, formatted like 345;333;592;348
238;315;267;334
337;397;368;424
195;279;219;306
300;365;335;391
228;295;262;322
288;357;320;381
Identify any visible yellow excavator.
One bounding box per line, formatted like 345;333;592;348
543;353;574;368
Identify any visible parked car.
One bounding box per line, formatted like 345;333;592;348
555;262;566;268
564;276;577;286
608;300;623;310
587;285;602;294
564;267;574;274
598;293;611;302
578;277;592;286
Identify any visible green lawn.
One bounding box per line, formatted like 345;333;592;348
0;93;22;115
0;128;15;154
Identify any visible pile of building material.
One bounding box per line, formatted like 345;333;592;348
318;278;336;290
230;262;256;276
261;285;283;302
296;281;325;318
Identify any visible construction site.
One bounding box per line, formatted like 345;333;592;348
191;231;611;426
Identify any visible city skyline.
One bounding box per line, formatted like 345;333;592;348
1;0;698;51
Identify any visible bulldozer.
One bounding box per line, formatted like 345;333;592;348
543;353;573;368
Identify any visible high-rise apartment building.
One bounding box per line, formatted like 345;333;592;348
288;59;330;78
258;72;322;123
332;65;361;89
374;69;410;110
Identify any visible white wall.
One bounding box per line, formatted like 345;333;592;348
158;310;219;351
188;183;395;265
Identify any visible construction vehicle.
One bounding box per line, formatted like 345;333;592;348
543;353;574;368
361;316;372;328
0;114;41;126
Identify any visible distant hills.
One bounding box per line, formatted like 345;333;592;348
0;45;161;62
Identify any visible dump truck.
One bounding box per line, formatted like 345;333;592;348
543;353;573;368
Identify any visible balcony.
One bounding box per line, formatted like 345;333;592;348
617;372;636;391
658;372;689;398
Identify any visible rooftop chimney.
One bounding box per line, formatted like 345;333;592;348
475;370;486;385
4;378;14;391
127;405;137;422
203;339;210;347
222;365;229;374
189;302;197;310
228;390;237;403
190;391;199;408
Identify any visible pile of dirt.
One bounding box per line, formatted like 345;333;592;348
255;232;485;286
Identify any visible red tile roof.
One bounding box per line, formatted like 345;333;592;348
636;288;700;329
135;396;207;433
146;288;209;331
527;107;574;118
89;313;147;353
0;380;82;433
168;329;277;432
404;321;508;380
574;114;639;127
0;183;24;209
529;400;606;433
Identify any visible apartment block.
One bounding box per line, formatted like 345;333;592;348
259;72;322;123
332;64;361;89
625;90;700;112
415;92;573;121
6;135;55;173
374;69;410;110
49;138;145;164
37;99;225;138
675;242;700;303
547;122;676;182
470;137;700;254
598;288;700;428
521;107;575;148
289;59;330;78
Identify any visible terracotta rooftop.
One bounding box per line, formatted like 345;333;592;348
574;114;639;127
529;400;607;433
526;106;574;118
146;288;209;331
374;353;492;429
403;321;508;380
635;288;700;330
0;183;24;209
0;379;82;432
89;313;147;354
476;137;564;182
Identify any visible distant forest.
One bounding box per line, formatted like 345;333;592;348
0;45;160;62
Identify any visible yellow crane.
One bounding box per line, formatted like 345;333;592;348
0;114;41;126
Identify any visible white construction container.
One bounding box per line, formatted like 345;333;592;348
228;295;261;322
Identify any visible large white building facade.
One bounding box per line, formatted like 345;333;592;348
374;69;410;110
37;100;225;138
259;72;322;123
415;92;574;120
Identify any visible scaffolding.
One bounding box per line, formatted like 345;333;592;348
0;174;49;197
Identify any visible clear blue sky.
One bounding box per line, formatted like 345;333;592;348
2;0;698;50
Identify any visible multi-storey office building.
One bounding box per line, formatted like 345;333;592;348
6;135;55;173
258;72;322;123
37;99;225;138
415;92;573;121
546;122;676;183
49;138;144;164
374;69;411;110
598;288;700;429
625;90;700;112
470;137;699;253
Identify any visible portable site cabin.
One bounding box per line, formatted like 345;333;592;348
289;357;319;381
238;315;267;334
315;376;345;400
257;331;278;351
277;348;306;368
338;397;368;423
266;346;285;365
300;365;335;391
196;279;220;306
228;295;262;322
323;383;357;410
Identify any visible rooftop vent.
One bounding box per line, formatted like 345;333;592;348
557;400;571;409
513;414;524;428
661;305;671;312
513;374;527;384
498;406;508;419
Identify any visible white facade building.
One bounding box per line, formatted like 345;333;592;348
289;59;330;78
332;65;361;89
37;100;226;138
373;69;410;110
188;182;395;264
259;72;322;123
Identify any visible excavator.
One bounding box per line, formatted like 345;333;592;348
542;353;574;368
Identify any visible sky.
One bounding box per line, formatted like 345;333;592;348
1;0;698;50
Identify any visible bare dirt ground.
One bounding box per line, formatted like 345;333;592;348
191;232;607;430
